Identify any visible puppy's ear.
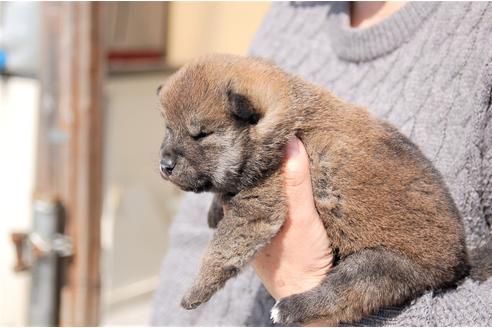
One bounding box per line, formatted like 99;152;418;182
157;80;169;96
227;88;261;124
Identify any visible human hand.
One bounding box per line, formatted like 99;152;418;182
250;136;333;302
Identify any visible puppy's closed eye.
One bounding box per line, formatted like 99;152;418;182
191;130;213;140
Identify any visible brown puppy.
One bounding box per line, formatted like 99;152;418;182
157;54;469;325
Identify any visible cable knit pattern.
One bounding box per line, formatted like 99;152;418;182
152;2;492;326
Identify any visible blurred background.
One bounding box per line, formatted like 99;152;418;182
0;2;269;326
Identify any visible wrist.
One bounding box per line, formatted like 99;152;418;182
272;274;326;301
251;252;332;301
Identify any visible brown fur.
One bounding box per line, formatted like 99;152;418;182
157;54;469;325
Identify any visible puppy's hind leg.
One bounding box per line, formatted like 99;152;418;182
272;247;433;326
181;188;286;309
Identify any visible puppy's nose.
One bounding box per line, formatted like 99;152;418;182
160;156;176;176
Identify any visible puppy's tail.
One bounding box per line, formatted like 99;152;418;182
469;236;492;281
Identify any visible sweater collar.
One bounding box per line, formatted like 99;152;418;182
327;2;441;62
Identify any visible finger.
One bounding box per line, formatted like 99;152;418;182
283;137;310;187
283;137;318;221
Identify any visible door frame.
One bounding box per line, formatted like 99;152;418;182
36;3;105;325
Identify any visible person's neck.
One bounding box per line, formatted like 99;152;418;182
350;1;407;28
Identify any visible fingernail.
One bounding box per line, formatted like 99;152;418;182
286;137;299;157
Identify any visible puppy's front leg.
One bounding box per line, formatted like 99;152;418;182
207;194;224;228
181;180;285;309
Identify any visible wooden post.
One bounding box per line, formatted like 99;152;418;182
37;2;105;326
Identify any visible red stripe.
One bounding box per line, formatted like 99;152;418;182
108;50;163;60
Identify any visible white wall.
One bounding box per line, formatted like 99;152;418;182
0;77;39;326
101;72;183;324
0;72;185;326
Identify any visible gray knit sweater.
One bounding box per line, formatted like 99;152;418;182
151;2;492;326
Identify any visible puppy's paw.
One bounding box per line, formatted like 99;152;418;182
207;210;222;229
270;296;308;325
180;287;210;310
207;196;224;228
180;295;202;310
272;295;340;326
270;302;283;324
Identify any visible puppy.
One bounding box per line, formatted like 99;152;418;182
157;54;469;325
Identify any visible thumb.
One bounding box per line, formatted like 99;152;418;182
283;137;317;219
